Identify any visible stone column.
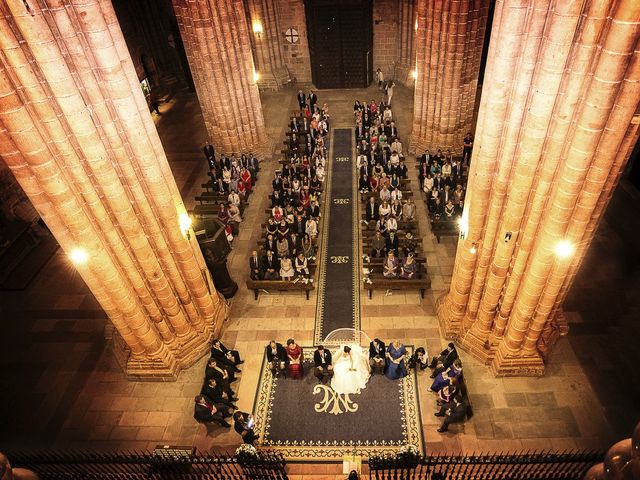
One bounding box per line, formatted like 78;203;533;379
437;0;640;376
395;0;418;87
246;0;290;90
172;0;268;155
0;0;227;380
410;0;488;154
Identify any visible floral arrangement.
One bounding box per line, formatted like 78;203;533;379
235;443;258;461
398;444;420;457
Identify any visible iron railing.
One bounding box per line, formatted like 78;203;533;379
6;449;287;479
369;450;603;480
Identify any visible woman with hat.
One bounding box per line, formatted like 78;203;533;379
400;252;418;279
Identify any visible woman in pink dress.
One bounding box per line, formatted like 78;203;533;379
285;339;304;379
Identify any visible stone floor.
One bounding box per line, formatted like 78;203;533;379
0;84;638;466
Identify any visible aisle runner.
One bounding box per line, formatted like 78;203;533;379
314;128;359;343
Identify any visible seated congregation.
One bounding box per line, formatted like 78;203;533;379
354;98;430;297
247;96;329;295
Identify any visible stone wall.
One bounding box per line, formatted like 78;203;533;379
277;0;312;84
373;0;400;82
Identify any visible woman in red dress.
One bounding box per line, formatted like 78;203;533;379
240;167;253;193
285;339;304;379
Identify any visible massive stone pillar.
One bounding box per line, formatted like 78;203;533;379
0;0;227;380
172;0;268;155
410;0;488;154
437;0;640;376
246;0;290;90
395;0;418;87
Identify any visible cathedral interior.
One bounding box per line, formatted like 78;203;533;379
0;0;639;478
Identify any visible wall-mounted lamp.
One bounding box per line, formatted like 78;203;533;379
179;212;193;240
411;69;418;80
415;19;418;31
554;239;575;259
252;20;263;40
69;247;89;266
469;243;478;254
253;70;260;83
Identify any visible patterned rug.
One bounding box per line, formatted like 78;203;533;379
252;347;424;462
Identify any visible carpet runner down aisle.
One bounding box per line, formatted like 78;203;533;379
314;128;360;343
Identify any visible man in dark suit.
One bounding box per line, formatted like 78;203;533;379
203;142;215;170
308;90;317;113
355;122;365;140
262;250;280;279
297;90;306;110
219;155;230;171
439;185;452;205
369;338;386;374
210;339;243;372
366;197;379;222
291;117;300;132
201;378;237;410
266;340;288;377
194;394;231;428
436;395;467;432
205;358;236;393
313;345;334;383
249;250;263;280
428;342;458;378
233;411;258;444
385;231;399;255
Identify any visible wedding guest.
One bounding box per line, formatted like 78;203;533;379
205;358;236;390
280;255;294;280
403;232;417;258
369;338;386;375
383;251;399;278
430;359;463;392
294;252;310;282
302;233;316;260
286;339;304;379
428;343;459;378
313;345;334;383
407;346;428;370
370;230;386;258
400;252;418;279
201;377;237;409
262;250;280;280
233;411;258;444
402;198;416;221
266;340;288;377
194;395;231;428
210;339;243;372
436;395;467;433
249;250;263;280
385;340;408;380
437;381;457;405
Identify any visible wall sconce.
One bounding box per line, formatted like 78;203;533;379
415;19;418;31
469;243;478;254
554;239;575;259
179;213;193;240
69;247;89;266
253;70;260;83
411;69;418;80
252;20;263;40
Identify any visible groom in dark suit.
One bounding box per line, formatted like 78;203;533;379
313;345;334;383
369;338;386;374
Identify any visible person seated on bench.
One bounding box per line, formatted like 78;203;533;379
370;230;386;258
218;202;229;224
194;394;231;428
379;185;391;203
294;252;311;283
305;216;318;244
385;231;399;256
228;202;242;233
400;252;418;279
428;342;459;378
266;340;288;378
403;232;417;258
430;359;463;393
379;200;391;219
383;251;399;278
359;172;371;194
262;250;280;280
407;346;428;370
276;235;290;259
444;200;455;218
313;345;334;383
205;357;237;385
437;381;457;406
390;199;402;219
249;251;263;280
436;395;467;433
386;214;398;232
280;256;294;281
402;198;416;222
369;338;386;374
201;377;238;410
366;197;379;223
228;189;241;207
210;339;243;373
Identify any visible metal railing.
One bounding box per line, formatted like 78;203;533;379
369;450;603;480
6;449;287;479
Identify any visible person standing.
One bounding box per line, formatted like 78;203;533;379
149;91;161;115
297;89;306;111
308;90;318;114
203;141;215;170
462;132;473;165
386;81;395;105
375;68;384;89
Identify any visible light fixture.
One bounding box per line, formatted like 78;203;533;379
411;69;418;80
179;213;193;239
415;19;418;31
252;20;263;39
469;243;478;254
554;239;575;259
69;247;89;266
253;70;260;83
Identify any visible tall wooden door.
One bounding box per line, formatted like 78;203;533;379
305;0;373;89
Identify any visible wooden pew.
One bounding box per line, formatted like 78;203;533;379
363;272;431;299
246;278;315;300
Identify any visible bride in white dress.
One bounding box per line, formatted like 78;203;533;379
330;345;371;395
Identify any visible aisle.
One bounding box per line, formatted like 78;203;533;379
314;128;360;343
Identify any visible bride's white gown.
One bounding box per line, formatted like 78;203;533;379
330;344;371;395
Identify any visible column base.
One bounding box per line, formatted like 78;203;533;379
435;293;463;340
490;344;545;377
256;67;291;91
458;328;495;365
125;353;179;381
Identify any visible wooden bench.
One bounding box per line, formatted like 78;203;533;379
430;219;459;243
363;272;431;299
246;279;315;300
